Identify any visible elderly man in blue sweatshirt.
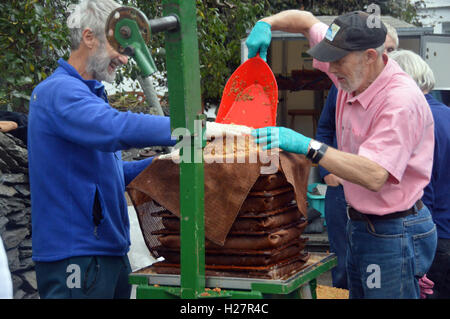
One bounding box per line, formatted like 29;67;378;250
28;0;241;299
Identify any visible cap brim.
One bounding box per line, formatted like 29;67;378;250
307;40;351;62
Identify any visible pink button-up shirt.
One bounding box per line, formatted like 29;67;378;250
309;22;434;215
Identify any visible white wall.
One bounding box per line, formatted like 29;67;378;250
416;0;450;34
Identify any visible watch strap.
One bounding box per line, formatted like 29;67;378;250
306;144;317;160
312;143;328;164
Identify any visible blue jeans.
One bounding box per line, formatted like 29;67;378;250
324;185;348;289
346;205;437;299
35;255;132;299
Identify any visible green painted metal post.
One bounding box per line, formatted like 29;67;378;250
162;0;205;299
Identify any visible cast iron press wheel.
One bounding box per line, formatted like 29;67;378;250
105;6;151;55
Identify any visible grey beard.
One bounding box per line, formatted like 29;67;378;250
86;45;116;83
339;70;364;93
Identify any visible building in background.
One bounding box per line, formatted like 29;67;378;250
417;0;450;34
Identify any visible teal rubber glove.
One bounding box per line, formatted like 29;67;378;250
251;127;312;155
246;21;272;62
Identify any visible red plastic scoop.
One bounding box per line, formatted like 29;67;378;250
215;55;278;128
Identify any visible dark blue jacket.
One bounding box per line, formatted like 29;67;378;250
28;59;175;262
315;84;338;180
423;94;450;239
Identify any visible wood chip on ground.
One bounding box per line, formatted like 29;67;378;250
316;285;349;299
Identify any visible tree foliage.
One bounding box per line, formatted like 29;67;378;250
120;0;268;103
0;0;73;112
0;0;423;112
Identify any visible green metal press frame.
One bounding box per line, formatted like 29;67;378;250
121;0;207;299
121;0;336;299
163;0;206;299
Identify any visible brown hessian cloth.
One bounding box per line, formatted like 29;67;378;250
127;143;311;247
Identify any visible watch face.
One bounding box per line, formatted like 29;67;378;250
311;140;321;150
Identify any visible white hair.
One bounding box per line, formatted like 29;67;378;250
67;0;120;50
384;22;399;49
355;43;384;60
374;43;385;56
389;49;435;93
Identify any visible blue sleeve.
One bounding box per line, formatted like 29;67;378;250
46;80;176;152
315;84;338;179
422;182;434;214
422;106;438;214
123;157;154;186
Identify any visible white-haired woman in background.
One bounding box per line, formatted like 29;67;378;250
390;49;450;299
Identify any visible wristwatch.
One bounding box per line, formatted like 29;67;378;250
306;140;328;164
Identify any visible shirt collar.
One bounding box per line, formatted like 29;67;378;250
424;93;435;104
346;56;394;110
57;58;106;100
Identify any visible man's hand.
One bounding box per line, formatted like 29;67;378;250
251;127;311;155
205;122;252;140
0;121;18;133
323;173;342;187
246;21;272;61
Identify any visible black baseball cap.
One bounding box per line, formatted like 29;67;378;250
307;11;387;62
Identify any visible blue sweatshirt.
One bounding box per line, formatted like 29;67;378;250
28;59;175;262
422;94;450;239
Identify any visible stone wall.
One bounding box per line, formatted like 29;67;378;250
0;131;38;299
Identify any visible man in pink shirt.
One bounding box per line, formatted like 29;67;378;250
248;10;437;298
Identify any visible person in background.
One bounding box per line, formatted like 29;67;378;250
390;49;450;299
247;9;437;298
383;23;399;54
0;236;13;299
315;23;399;290
0;111;28;145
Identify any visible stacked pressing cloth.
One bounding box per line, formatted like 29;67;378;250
127;138;311;279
